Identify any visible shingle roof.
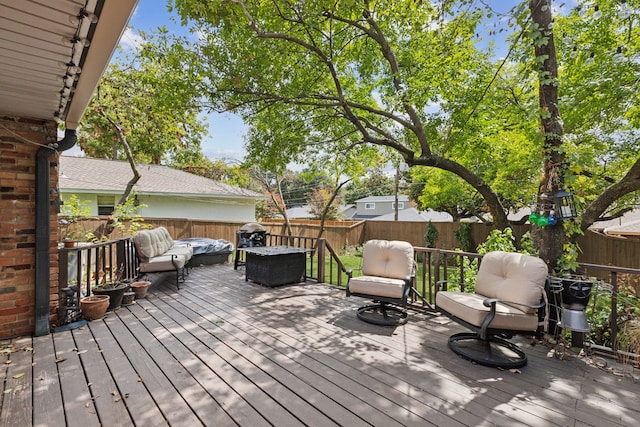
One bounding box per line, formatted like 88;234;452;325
368;207;453;222
604;219;640;236
356;195;410;203
59;156;265;199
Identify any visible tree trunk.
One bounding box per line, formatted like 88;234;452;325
530;0;564;272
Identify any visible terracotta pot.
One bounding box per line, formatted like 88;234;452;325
80;295;110;321
92;284;130;311
63;239;76;248
130;280;151;299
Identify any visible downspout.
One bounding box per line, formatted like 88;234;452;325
34;129;77;336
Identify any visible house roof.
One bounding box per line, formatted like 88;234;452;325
368;207;453;222
59;156;265;200
356;195;410;203
286;206;313;219
0;0;137;129
604;219;640;237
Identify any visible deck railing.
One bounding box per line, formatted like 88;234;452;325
264;233;349;287
309;243;639;360
57;238;138;325
57;235;638;361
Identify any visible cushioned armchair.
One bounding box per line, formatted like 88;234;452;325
346;240;415;325
436;251;548;368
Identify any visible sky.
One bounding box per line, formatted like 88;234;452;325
126;0;248;163
120;0;578;165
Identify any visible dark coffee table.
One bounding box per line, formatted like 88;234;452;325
239;246;311;287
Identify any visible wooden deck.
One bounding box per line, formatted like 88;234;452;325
1;264;639;426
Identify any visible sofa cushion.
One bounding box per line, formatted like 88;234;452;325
166;245;194;260
475;251;548;314
361;240;414;280
134;227;174;260
138;254;186;273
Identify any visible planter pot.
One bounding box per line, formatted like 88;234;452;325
63;239;76;248
130;280;151;299
121;291;136;306
80;295;110;321
93;284;130;311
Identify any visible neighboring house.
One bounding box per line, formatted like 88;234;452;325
286;205;313;219
603;220;640;240
368;208;454;222
0;1;138;338
59;156;265;222
341;204;357;219
286;204;357;220
353;195;410;218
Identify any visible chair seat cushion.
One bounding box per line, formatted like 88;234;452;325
348;275;407;299
139;254;186;273
166;245;194;259
436;291;539;331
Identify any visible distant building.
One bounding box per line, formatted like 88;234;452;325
353;195;410;219
369;208;453;222
59;156;266;222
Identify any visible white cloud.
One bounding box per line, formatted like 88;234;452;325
119;27;144;52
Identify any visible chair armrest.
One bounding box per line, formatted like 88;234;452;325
477;297;545;339
346;269;353;279
436;280;450;291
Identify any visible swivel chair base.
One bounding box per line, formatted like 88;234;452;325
357;303;408;326
448;332;527;369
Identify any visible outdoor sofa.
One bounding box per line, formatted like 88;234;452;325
133;227;193;289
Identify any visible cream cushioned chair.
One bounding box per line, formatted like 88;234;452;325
346;240;415;325
436;251;548;368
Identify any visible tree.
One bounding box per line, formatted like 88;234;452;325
343;171;395;205
172;1;513;222
523;0;640;269
249;166;295;236
80;28;207;167
307;187;343;220
172;0;640;268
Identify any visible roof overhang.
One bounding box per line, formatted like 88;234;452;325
0;0;137;129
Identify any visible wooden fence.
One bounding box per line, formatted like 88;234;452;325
67;217;640;270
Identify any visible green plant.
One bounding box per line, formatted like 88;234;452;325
476;227;517;254
59;194;91;241
454;222;472;252
424;221;438;248
110;192;149;235
555;241;580;275
446;252;480;292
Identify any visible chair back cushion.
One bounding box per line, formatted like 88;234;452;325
475;251;548;314
361;240;414;280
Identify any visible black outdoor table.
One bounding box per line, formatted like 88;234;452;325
238;246;311;287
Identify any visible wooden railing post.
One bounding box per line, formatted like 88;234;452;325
611;271;619;351
316;238;326;284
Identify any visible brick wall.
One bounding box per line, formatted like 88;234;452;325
0;117;59;338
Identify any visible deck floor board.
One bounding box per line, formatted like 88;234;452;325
1;264;638;426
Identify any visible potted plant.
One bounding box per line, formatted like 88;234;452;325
92;281;130;311
91;264;130;310
79;295;110;320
